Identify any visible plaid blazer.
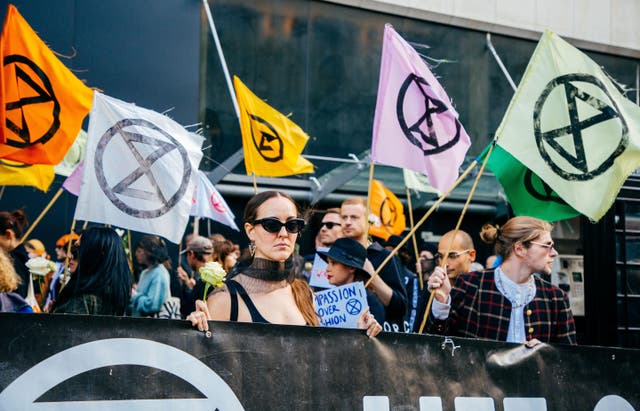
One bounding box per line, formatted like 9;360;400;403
426;270;577;345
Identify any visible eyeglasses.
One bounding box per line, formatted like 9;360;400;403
434;249;472;261
530;241;555;251
320;221;342;229
254;217;306;234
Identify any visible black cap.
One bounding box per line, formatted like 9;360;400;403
317;238;370;278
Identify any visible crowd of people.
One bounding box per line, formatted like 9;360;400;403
0;190;576;345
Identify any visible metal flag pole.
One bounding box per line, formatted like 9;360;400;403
202;0;240;119
486;33;518;93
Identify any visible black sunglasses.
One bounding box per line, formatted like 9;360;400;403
254;217;306;234
320;221;341;229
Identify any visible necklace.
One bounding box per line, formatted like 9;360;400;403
242;257;293;282
236;274;289;294
494;269;536;309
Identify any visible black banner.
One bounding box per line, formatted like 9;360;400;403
0;313;638;410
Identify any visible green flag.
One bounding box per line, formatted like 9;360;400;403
494;29;640;222
481;143;580;222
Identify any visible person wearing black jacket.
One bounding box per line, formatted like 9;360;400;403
340;197;408;332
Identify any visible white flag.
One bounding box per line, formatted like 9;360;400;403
75;92;204;243
402;169;441;196
190;171;239;230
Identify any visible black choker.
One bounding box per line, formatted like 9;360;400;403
243;257;293;282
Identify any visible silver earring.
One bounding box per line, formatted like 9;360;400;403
249;241;256;257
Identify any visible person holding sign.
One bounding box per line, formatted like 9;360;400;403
317;238;385;324
187;191;381;338
425;216;576;345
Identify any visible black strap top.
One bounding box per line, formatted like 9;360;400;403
227;279;271;324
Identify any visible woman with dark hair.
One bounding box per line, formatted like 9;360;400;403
131;235;171;317
188;191;382;337
318;237;386;324
0;210;31;298
52;227;132;315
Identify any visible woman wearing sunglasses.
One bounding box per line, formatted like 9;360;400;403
425;216;576;345
188;191;381;337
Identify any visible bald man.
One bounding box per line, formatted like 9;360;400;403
435;230;476;283
412;230;475;332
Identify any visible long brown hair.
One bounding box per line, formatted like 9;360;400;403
290;278;320;326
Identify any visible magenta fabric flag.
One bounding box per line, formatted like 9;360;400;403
62;162;84;196
371;24;471;193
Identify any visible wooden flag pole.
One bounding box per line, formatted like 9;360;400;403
252;173;258;195
406;187;423;290
0;186;5;202
193;216;200;235
19;188;64;244
365;163;375;239
365;160;478;288
417;142;495;334
81;220;89;230
127;229;133;273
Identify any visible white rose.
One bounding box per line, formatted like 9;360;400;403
26;257;57;276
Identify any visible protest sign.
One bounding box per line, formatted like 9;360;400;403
308;247;333;289
314;282;368;329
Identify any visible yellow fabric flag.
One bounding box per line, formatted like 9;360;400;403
0;158;54;192
0;5;93;164
368;179;406;241
234;76;314;177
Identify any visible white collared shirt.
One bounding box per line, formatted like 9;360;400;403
431;267;536;343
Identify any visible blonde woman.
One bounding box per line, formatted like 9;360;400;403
0;249;32;313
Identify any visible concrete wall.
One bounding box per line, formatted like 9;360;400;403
325;0;640;57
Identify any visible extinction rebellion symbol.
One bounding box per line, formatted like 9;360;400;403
248;112;284;162
95;118;191;219
3;55;61;148
533;73;628;181
396;74;461;155
379;197;399;232
523;169;567;204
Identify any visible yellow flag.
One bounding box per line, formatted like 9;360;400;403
368;179;406;241
0;158;54;192
0;5;93;164
234;76;314;177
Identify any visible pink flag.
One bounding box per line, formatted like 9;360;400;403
371;24;471;193
190;171;239;231
62;162;84;196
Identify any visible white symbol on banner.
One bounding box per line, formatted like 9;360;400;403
0;338;245;410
